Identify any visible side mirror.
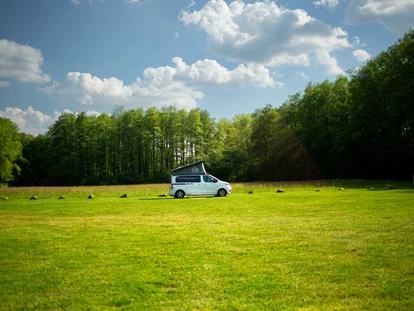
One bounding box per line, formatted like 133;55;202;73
213;179;218;183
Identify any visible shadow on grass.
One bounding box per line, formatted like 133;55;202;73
366;187;414;191
137;197;173;201
138;196;220;201
367;188;414;192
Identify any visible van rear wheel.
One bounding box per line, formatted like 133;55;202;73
217;189;227;197
174;190;185;199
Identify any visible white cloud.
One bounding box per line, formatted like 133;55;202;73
0;80;11;87
270;70;284;78
352;49;371;62
0;39;50;83
42;57;275;110
345;0;414;34
187;0;196;9
175;32;179;39
0;106;103;135
0;106;55;135
274;81;284;88
125;0;140;3
172;57;275;88
180;0;351;75
58;108;101;118
316;52;343;75
297;72;310;79
314;0;339;8
71;0;104;5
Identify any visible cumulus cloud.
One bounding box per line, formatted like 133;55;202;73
352;49;371;62
316;52;343;75
172;57;275;88
314;0;339;8
0;106;55;135
180;0;351;75
0;80;11;87
42;57;275;110
0;106;102;135
0;39;50;83
345;0;414;35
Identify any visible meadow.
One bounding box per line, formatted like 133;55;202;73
0;180;413;310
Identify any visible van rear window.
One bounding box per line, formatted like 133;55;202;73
176;176;201;183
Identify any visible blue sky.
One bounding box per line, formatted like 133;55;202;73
1;0;413;135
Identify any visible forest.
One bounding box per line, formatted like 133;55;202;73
1;30;413;186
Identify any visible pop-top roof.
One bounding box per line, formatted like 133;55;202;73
171;161;207;175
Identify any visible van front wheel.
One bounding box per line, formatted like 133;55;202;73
174;190;185;199
217;189;227;197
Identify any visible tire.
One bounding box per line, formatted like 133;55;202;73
174;190;185;199
217;188;227;197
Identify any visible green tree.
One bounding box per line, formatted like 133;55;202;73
210;114;252;181
74;112;94;185
159;106;180;173
185;109;203;163
348;29;414;178
143;107;161;180
93;113;113;184
251;105;320;181
250;105;282;180
13;133;52;186
0;117;23;184
47;113;77;185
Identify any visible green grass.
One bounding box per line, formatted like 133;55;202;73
1;181;413;310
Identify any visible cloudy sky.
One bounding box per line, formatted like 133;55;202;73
1;0;413;135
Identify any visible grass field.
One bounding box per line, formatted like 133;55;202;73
1;181;413;310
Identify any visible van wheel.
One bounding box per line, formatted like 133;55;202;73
217;189;227;197
174;190;185;199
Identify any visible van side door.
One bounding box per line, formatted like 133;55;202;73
202;175;218;195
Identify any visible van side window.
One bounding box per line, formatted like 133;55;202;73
203;175;215;183
176;175;201;183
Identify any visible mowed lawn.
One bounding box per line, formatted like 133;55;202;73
0;183;413;310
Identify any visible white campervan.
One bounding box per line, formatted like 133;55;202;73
168;161;232;198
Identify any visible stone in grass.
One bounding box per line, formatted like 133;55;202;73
315;189;320;192
338;188;344;190
30;195;38;200
120;193;129;198
158;193;167;197
248;191;253;194
59;195;65;199
276;189;284;193
88;194;94;199
3;197;8;200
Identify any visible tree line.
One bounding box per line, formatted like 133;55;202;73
13;106;221;186
1;30;413;186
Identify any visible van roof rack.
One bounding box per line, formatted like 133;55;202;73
171;161;207;175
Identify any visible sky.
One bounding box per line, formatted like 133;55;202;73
1;0;413;135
